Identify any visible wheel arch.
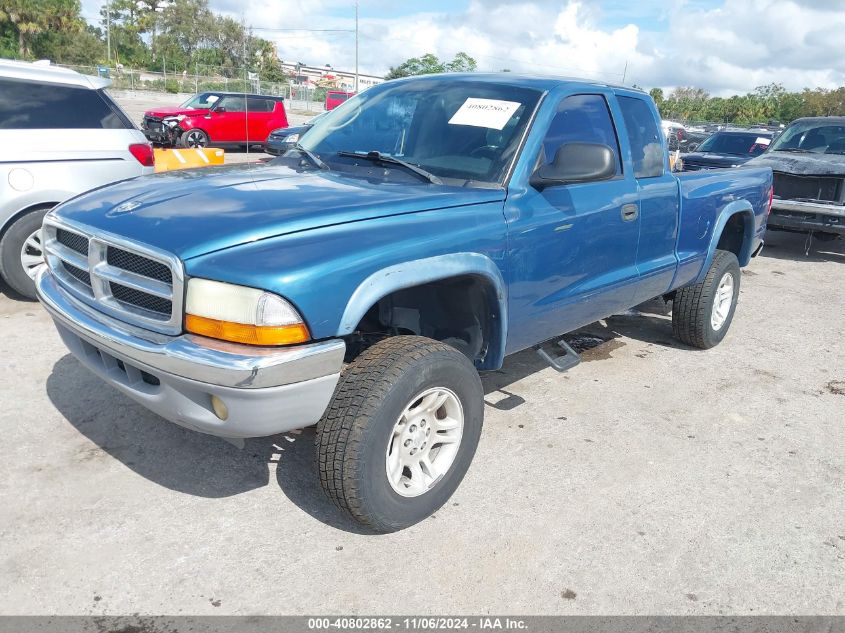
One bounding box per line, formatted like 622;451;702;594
695;200;755;285
338;253;508;370
0;201;59;238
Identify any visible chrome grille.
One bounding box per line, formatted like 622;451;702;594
57;229;89;255
42;218;184;335
63;262;92;287
111;283;173;315
107;246;172;283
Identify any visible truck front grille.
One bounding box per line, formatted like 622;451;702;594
107;246;172;284
57;228;89;255
42;219;184;335
63;262;92;287
773;172;843;202
111;282;173;315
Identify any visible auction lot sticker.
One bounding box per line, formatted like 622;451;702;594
449;98;521;130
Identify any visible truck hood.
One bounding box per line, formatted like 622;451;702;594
746;151;845;176
682;152;753;168
52;164;505;260
145;107;210;118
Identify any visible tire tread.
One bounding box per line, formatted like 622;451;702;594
316;335;469;531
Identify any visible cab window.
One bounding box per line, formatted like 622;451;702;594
541;94;622;175
617;96;664;178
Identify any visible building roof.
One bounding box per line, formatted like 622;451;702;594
0;58;111;90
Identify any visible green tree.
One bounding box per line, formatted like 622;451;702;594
445;51;477;73
0;0;83;57
649;87;664;105
385;52;476;79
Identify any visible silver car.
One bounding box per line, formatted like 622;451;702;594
0;59;154;298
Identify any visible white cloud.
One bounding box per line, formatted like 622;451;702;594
85;0;845;95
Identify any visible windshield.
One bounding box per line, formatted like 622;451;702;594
696;132;771;156
769;120;845;155
298;78;543;185
179;93;220;110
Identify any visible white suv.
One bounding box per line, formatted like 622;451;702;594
0;60;155;299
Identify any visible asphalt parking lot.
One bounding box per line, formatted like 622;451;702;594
1;230;843;615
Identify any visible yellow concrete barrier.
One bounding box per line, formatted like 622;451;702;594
154;147;225;173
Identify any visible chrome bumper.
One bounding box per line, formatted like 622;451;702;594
37;267;345;438
771;199;845;218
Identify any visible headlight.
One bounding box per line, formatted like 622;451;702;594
285;133;300;143
184;278;310;346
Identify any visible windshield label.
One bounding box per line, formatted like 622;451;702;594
448;98;521;130
756;137;771;145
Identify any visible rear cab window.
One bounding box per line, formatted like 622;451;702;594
617;95;665;178
0;77;133;130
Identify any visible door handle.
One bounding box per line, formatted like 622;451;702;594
621;204;639;222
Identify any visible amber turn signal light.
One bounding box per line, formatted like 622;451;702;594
185;314;310;346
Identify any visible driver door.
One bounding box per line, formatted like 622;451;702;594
504;93;641;352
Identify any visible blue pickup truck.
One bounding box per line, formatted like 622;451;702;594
36;74;773;532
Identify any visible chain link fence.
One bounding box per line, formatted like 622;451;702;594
55;63;327;109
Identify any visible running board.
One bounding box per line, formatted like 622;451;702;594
535;338;582;373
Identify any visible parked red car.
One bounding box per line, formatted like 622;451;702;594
141;92;288;148
325;90;355;110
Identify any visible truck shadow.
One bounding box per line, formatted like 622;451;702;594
46;302;682;534
46;355;272;498
760;230;845;263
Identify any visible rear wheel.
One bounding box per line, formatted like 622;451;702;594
180;129;209;148
316;336;483;533
672;249;741;349
0;207;50;299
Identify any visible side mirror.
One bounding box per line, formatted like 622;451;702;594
215;106;227;113
530;142;617;189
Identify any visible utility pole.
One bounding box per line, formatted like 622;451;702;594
106;0;111;64
354;0;359;93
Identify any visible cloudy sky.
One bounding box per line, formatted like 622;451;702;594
82;0;845;96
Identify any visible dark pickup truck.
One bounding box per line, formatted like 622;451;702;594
36;74;773;532
748;117;845;238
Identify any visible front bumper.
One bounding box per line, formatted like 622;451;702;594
142;122;181;146
264;138;294;156
37;268;345;439
769;199;845;235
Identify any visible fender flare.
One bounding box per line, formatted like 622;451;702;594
338;252;508;368
694;200;755;284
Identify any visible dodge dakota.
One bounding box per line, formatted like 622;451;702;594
36;74;773;532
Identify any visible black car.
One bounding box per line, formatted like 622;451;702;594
747;117;845;238
265;110;328;155
681;131;773;171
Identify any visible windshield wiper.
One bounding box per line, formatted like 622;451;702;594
291;143;329;170
337;150;443;185
774;148;814;154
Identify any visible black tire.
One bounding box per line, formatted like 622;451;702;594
0;207;50;300
316;335;484;533
672;249;741;349
179;128;209;148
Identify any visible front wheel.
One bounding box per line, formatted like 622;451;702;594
672;249;741;349
316;336;484;533
179;129;209;148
